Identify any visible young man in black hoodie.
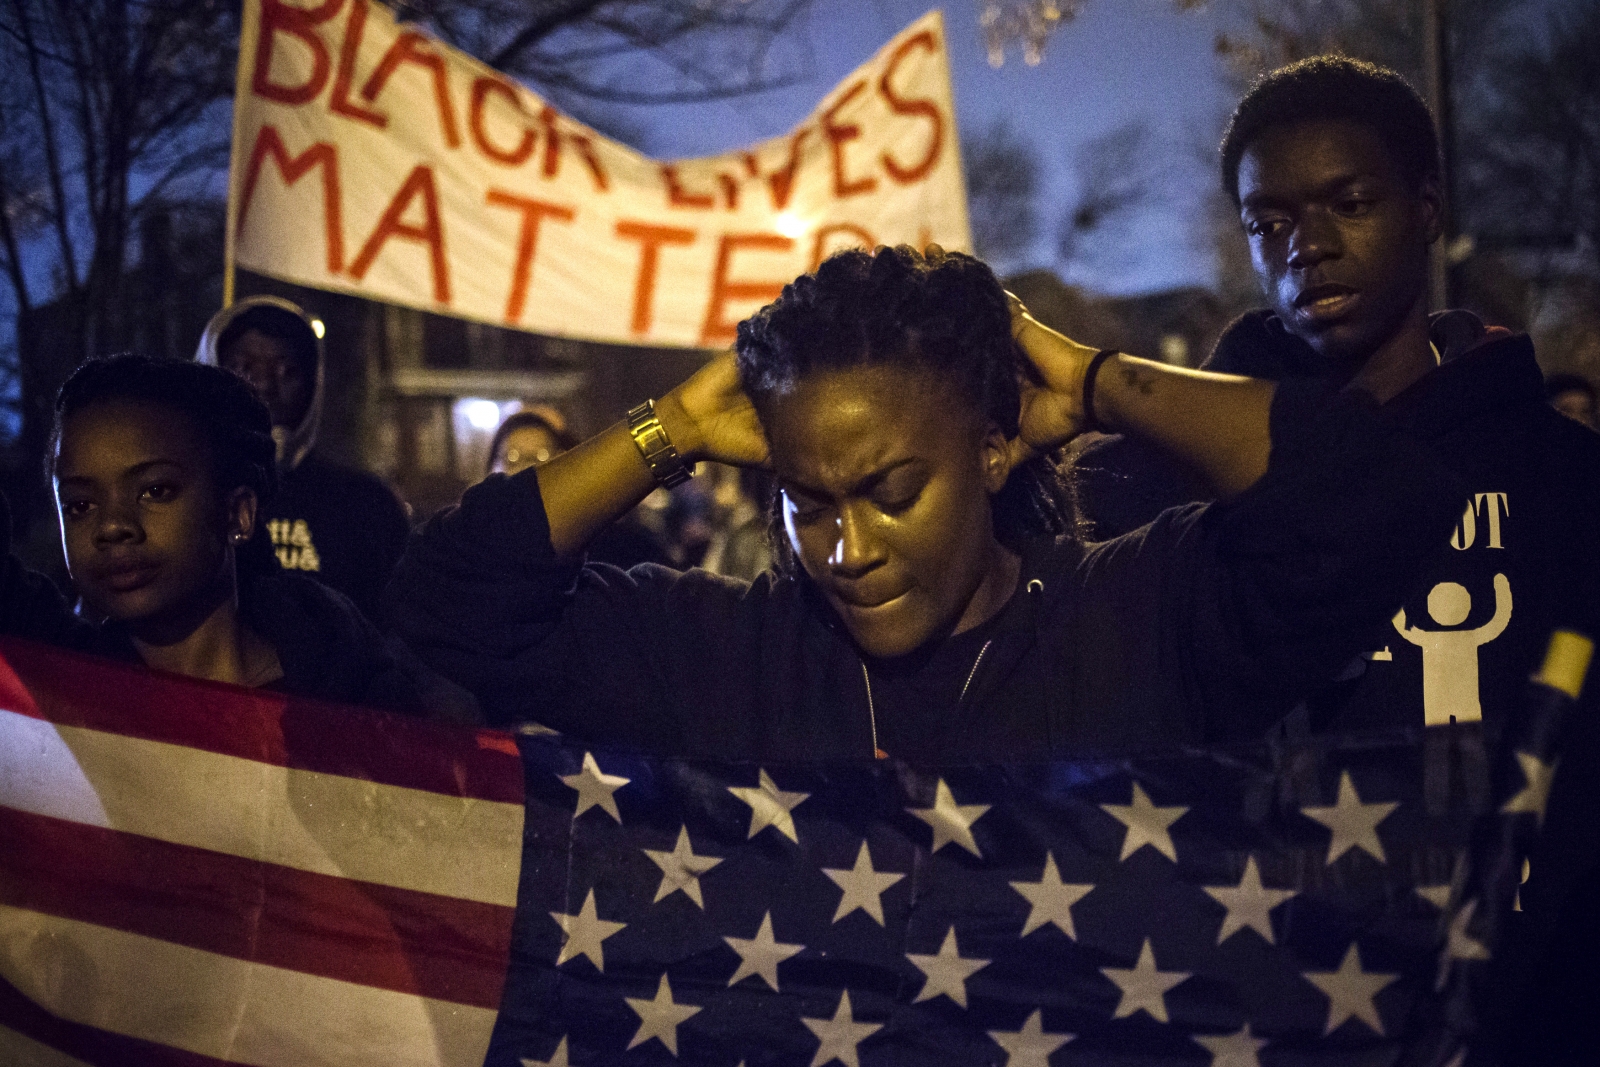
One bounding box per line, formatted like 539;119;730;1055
1074;57;1600;1058
197;297;412;624
1080;57;1600;739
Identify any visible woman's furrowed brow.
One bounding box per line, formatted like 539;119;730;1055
783;457;918;498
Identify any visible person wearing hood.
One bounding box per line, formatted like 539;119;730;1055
196;296;411;624
0;352;478;722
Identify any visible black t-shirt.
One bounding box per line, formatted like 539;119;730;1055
865;595;1014;762
265;452;411;625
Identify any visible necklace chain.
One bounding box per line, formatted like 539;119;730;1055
860;639;993;760
860;661;883;759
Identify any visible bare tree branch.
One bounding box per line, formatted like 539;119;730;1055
963;120;1040;264
8;0;77;291
1056;120;1173;276
486;0;613;70
0;159;34;314
410;0;815;106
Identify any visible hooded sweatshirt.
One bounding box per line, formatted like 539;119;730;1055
1063;311;1600;1058
196;297;411;623
390;380;1465;761
1072;310;1600;739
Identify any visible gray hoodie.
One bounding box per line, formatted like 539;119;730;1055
195;295;325;472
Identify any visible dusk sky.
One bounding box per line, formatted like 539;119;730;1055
603;0;1242;295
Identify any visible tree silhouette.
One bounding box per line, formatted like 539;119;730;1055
963;120;1041;265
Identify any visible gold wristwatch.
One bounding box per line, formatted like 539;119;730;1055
626;399;695;488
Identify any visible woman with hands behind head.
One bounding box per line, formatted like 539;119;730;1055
392;245;1464;761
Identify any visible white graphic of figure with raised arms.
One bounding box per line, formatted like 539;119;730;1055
1393;574;1512;725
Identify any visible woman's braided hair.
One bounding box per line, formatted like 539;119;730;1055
51;352;281;576
735;245;1075;563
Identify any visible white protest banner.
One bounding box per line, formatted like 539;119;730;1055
227;0;972;348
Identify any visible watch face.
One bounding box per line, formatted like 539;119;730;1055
627;404;690;487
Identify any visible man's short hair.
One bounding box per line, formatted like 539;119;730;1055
1220;55;1441;205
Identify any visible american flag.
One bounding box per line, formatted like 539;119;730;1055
490;732;1496;1067
0;637;526;1067
1;635;1566;1066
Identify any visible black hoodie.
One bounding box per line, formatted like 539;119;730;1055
391;381;1464;761
0;490;476;722
1061;311;1600;1059
1073;310;1600;740
196;297;412;624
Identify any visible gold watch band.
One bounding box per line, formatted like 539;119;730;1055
626;400;694;488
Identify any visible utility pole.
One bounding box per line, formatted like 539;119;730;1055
1423;0;1454;311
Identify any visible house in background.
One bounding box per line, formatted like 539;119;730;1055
234;271;708;520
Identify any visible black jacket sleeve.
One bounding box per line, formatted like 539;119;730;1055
1077;381;1470;742
0;489;100;653
389;470;790;744
335;471;413;626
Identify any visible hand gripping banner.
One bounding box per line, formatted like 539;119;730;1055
226;0;972;348
0;635;1578;1066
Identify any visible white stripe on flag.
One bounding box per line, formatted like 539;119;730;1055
0;1024;96;1067
0;904;500;1067
0;709;523;906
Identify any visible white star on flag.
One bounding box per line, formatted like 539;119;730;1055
1011;853;1093;939
1445;898;1491;963
643;826;723;908
521;1035;572;1067
1101;782;1188;862
1100;938;1191;1023
907;778;990;857
625;974;701;1056
729;768;811;843
1193;1023;1268;1067
988;1009;1073;1067
1415;884;1453;910
1435;896;1493;991
823;841;905;925
724;911;803;991
559;751;629;822
906;926;990;1008
802;990;882;1067
550;888;626;971
1303;944;1399;1035
1301;771;1398;864
1500;751;1558;825
1203;856;1296;944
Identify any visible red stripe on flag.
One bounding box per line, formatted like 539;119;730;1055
0;640;36;720
0;970;236;1067
0;805;516;1011
0;637;523;804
